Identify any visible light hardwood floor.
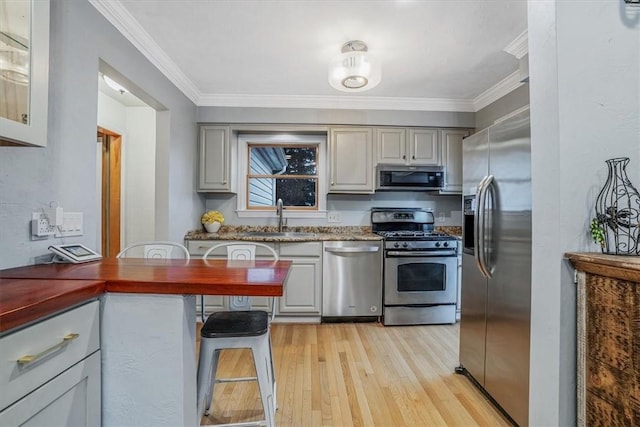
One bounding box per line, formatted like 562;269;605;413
198;322;511;426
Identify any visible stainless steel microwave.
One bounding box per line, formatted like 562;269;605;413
376;165;445;191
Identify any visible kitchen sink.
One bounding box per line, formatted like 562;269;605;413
238;231;317;238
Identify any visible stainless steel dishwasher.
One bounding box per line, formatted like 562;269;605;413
322;241;382;319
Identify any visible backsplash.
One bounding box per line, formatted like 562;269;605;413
203;192;463;227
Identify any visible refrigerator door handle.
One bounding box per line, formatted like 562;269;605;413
476;175;494;278
474;175;490;277
483;176;496;278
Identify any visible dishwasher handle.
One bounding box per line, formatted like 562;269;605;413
324;246;380;254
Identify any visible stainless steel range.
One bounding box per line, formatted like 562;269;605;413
371;208;459;326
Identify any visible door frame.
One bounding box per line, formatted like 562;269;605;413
98;127;122;257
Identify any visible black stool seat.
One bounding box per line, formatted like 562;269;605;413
201;310;269;338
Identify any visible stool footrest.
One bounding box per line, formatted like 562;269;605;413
216;376;257;383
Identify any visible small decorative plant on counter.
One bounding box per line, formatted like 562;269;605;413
201;210;224;233
593;157;639;255
589;218;606;250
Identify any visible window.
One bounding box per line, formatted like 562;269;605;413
237;133;326;217
248;145;318;209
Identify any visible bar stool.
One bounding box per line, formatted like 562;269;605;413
197;242;279;427
116;241;190;259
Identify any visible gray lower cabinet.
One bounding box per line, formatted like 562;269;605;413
0;300;101;425
278;242;322;316
186;240;322;318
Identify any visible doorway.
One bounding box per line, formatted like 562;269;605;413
98;127;122;257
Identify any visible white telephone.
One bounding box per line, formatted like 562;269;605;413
49;244;102;264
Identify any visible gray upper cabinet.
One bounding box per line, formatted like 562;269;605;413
440;129;471;194
375;127;407;165
198;125;232;192
376;128;440;166
408;129;440;165
328;127;375;194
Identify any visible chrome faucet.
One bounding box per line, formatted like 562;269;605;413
276;198;284;232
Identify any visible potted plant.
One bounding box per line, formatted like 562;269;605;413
201;210;224;233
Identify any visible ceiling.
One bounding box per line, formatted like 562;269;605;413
91;0;528;112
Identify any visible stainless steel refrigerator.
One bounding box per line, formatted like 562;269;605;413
457;108;531;427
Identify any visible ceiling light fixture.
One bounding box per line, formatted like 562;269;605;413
102;74;128;95
328;40;381;92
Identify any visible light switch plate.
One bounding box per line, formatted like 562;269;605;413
55;212;84;237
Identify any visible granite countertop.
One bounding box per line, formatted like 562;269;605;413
186;225;381;242
185;225;463;242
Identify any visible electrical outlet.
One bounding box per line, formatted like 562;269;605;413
327;211;341;223
31;212;56;238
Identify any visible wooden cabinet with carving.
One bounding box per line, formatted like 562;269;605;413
567;253;640;427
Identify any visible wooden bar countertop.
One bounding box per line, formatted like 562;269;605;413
565;252;640;282
0;258;292;333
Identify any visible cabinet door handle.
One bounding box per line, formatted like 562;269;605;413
402;155;406;159
17;333;80;366
412;155;416;159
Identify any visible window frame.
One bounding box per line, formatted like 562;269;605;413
246;143;319;211
236;133;327;218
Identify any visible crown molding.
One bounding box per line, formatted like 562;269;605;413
90;0;522;113
89;0;200;104
473;71;525;111
503;30;529;59
198;93;476;112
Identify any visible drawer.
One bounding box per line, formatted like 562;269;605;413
0;300;100;411
187;240;276;257
0;351;101;425
279;242;322;257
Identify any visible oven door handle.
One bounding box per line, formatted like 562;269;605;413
386;251;457;257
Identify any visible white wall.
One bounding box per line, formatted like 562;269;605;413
97;92;157;249
124;107;156;246
0;0;200;269
528;1;640;426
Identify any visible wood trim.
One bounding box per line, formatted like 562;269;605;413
97;126;121;137
576;271;586;427
566;253;640;282
98;129;122;258
108;135;121;257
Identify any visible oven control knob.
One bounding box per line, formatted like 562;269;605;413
443;242;449;247
435;242;441;247
394;242;400;248
402;242;408;248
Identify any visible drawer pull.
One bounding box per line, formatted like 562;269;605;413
17;333;80;366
